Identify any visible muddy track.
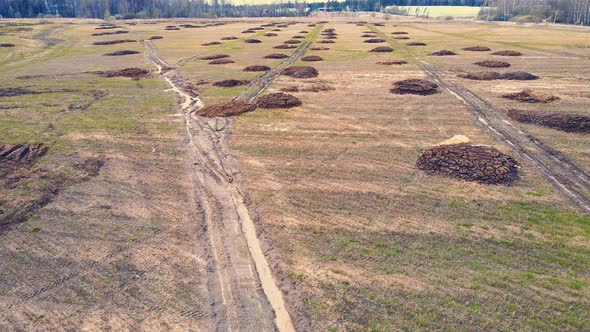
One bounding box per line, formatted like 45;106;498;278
140;37;297;331
370;25;590;214
237;24;322;103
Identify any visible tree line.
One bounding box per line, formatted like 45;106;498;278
479;0;590;25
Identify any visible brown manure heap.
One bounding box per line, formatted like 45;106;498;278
209;59;235;65
391;79;439;95
311;47;330;51
361;34;377;38
502;89;559;103
221;36;238;40
284;39;301;44
257;93;301;108
292;36;306;39
499;71;538;80
264;33;278;37
196;101;257;117
264;53;289;59
244;65;271;72
202;41;222;46
416;143;519;185
507;109;590;133
318;40;335;44
198;54;230;60
430;50;456;56
391;31;408;34
282;66;319;78
0;143;48;165
377;60;407;65
0;43;16;47
104;50;139;56
93;39;135;45
274;44;297;49
475;60;511;68
394;36;410;40
165;26;180;31
242;30;256;33
244;39;262;43
364;38;386;43
301;55;323;62
407;42;426;46
213;79;249;87
463;46;491;51
370;46;393;52
492;50;522;56
458;71;538;81
92;30;128;36
92;67;150;80
149;36;163;40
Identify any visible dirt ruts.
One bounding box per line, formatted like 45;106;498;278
370;25;590;214
140;33;300;331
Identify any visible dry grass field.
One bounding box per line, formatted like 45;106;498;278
0;16;589;331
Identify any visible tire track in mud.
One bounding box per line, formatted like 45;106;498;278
371;25;590;214
140;36;298;331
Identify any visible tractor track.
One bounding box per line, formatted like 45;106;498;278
371;25;590;214
140;35;299;331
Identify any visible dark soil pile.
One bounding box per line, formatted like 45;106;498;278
407;42;427;46
282;66;319;78
364;38;386;43
416;143;519;184
213;79;250;87
209;59;235;64
311;47;330;51
165;26;180;31
95;26;118;30
93;67;150;80
318;40;335;44
243;65;271;71
299;30;309;33
361;34;377;38
391;79;439;95
507;109;590;133
250;27;264;30
394;36;410;40
373;23;385;26
492;50;522;56
430;50;456;56
499;71;538;80
391;31;408;34
370;46;393;52
264;53;289;59
0;88;41;97
284;39;302;44
257;92;301;108
0;143;48;165
242;30;256;33
104;50;140;56
202;41;222;46
377;60;407;65
221;36;238;40
502;89;559;103
301;55;323;61
244;39;262;43
292;36;306;39
323;36;338;40
198;54;230;60
462;46;491;51
272;28;282;31
458;71;501;80
196;101;257;117
92;30;128;36
264;33;278;37
474;60;511;68
93;39;136;45
149;36;163;40
274;44;297;49
0;43;16;47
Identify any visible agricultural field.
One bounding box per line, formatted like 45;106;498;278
1;16;589;331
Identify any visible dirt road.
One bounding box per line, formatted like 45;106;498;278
371;25;590;214
141;37;299;331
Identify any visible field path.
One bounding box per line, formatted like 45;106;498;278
140;38;297;331
370;25;590;214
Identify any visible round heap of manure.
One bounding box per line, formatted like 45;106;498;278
507;109;590;133
284;39;301;44
377;60;407;65
474;60;511;68
243;65;271;72
242;30;256;34
407;42;426;46
416;143;519;185
301;55;323;62
257;93;301;108
361;34;377;38
391;79;439;95
196;101;257;117
370;46;393;52
209;59;235;65
282;66;319;78
394;36;410;40
430;50;456;56
264;53;289;59
221;36;238;40
292;36;306;39
502;89;559;103
364;38;386;43
391;31;408;34
318;40;335;44
492;50;522;56
499;71;538;80
244;39;262;43
463;46;491;51
274;44;297;49
311;47;330;51
0;43;16;47
149;36;163;40
458;71;501;80
264;33;278;37
198;54;230;60
213;79;249;87
103;50;139;56
202;41;222;46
